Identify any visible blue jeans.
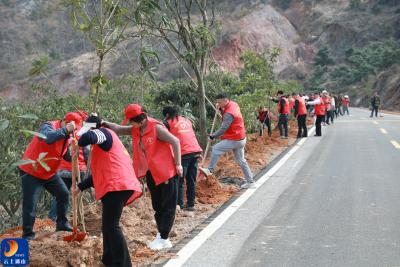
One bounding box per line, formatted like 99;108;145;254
21;170;69;239
208;138;253;182
178;155;199;208
48;170;89;221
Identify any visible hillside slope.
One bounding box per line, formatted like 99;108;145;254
0;0;399;110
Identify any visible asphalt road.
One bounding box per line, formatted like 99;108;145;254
181;108;400;267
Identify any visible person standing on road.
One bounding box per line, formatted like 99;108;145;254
370;92;381;118
342;95;350;115
328;93;335;124
74;115;142;267
307;93;325;137
199;93;254;189
271;90;290;139
103;104;183;250
294;93;308;138
322;90;332;125
162;106;202;211
19;113;77;240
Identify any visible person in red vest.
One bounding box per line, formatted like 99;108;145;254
307;92;326;136
19;113;77;240
271;90;290;139
294;93;308;138
256;106;272;137
342;95;350;115
73;115;142;267
48;112;90;221
103;104;182;251
288;93;296;117
199;93;254;189
162;106;202;211
322;90;332;125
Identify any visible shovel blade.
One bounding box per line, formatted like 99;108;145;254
63;227;86;242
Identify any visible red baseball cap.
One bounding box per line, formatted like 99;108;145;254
122;104;145;125
64;112;83;125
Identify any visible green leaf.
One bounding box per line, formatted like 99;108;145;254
11;159;36;168
20;129;47;139
38;152;48;161
38;159;51;172
0;119;10;131
17;114;39;120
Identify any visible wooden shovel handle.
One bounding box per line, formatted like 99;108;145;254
71;139;79;229
201;109;219;166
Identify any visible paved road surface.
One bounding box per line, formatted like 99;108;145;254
180;108;400;267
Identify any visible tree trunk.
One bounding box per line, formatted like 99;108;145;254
92;54;104;113
195;70;208;147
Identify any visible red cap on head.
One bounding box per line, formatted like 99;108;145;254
77;110;88;121
64;112;83;125
122;104;144;125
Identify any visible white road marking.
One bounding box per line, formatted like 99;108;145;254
390;140;400;150
373;121;378;125
380;128;388;134
164;127;315;267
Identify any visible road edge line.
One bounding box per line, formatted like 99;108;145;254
164;126;315;267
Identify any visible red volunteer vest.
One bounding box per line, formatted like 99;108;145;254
19;121;68;180
323;96;331;110
167;116;202;156
277;97;290;115
342;99;349;107
289;97;295;109
221;101;246;141
295;96;307;116
58;144;87;172
131;117;177;185
314;97;326;116
91;129;142;205
257;111;268;122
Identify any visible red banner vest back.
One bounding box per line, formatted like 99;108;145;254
91;129;142;205
167;116;202;156
131;117;177;185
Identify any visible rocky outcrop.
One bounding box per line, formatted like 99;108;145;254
374;64;400;110
212;4;315;74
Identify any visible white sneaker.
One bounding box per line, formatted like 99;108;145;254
148;238;173;250
148;232;161;248
199;167;212;177
240;181;255;189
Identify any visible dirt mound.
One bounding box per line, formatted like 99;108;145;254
0;219;55;240
196;175;236;204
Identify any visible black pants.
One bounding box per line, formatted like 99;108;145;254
278;114;289;137
326;110;334;124
315;115;325;136
297;114;308;138
178;156;198;208
21;170;69;239
146;172;178;239
101;190;133;267
259;118;272;137
371;106;379;117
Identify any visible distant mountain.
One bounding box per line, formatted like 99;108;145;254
1;0;399;110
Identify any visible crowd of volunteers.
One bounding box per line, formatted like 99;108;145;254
17;89;360;266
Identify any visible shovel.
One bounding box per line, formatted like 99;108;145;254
64;137;86;242
197;108;219;181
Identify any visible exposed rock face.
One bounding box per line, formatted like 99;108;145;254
212;5;315;74
374;64;400;110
